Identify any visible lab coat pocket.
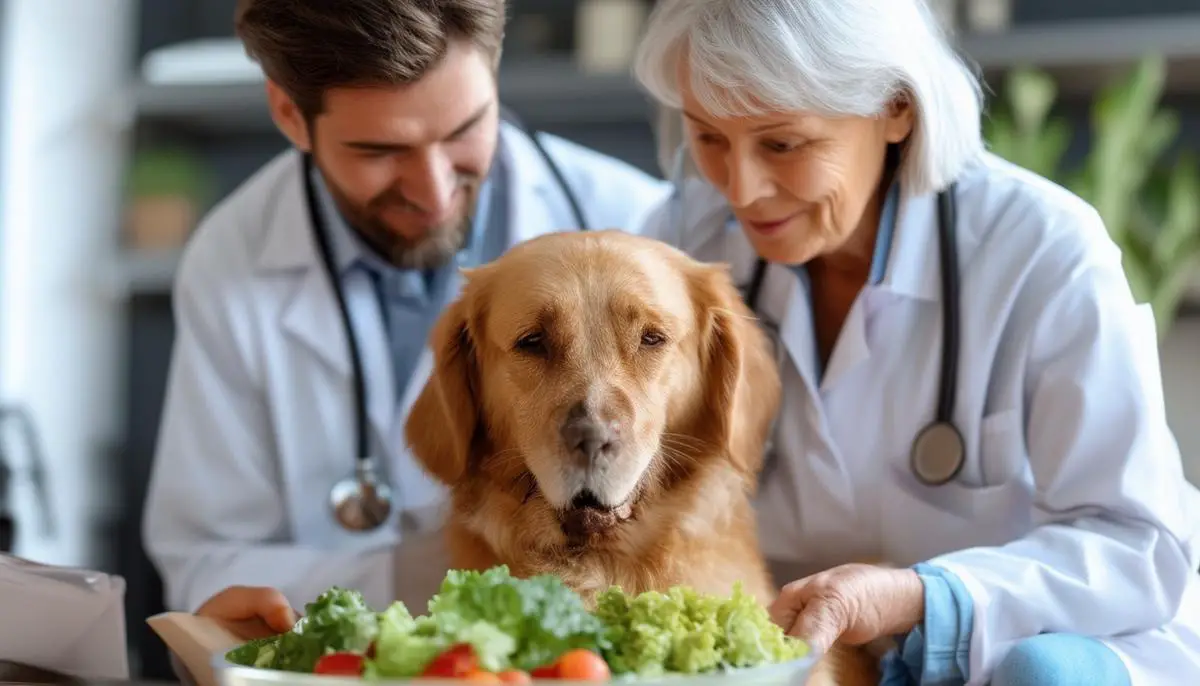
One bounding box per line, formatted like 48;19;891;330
882;473;1033;566
881;413;1034;565
977;407;1026;487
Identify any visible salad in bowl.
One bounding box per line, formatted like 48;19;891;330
217;566;815;684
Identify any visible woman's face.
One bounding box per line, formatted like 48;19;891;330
679;76;914;266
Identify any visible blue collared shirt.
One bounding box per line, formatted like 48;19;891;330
308;160;510;400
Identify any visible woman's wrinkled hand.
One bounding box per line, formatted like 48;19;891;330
196;585;299;640
769;564;925;655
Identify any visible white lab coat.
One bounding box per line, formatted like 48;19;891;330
644;151;1200;686
141;122;672;615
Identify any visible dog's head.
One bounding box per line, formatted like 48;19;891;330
405;230;780;545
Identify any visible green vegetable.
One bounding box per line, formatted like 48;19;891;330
414;566;609;673
279;587;380;671
593;583;809;676
368;604;445;677
224;587;381;673
224;636;277;668
224;567;809;679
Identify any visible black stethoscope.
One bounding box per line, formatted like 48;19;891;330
746;185;965;488
306;108;590;532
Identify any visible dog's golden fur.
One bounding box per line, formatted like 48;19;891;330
405;230;876;685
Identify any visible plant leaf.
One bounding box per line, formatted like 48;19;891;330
1086;56;1170;235
1119;229;1157;304
1153;154;1200;263
1008;67;1058;136
1036;118;1072;180
1152;248;1200;339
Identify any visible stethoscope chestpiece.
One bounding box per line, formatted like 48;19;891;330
329;455;394;532
909;420;966;487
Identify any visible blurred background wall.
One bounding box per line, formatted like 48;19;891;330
0;0;1196;680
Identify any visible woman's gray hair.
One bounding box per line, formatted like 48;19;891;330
634;0;984;196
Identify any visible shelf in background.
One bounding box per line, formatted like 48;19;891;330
959;14;1200;96
119;14;1200;135
962;14;1200;69
108;248;183;298
126;57;655;135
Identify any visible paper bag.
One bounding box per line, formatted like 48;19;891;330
146;612;249;686
0;554;129;681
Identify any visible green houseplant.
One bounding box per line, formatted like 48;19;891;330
983;55;1200;339
123;147;214;252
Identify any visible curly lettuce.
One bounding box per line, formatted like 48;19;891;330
593;583;809;676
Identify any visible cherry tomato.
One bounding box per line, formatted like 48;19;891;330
529;664;560;679
497;669;533;684
420;643;478;678
554;649;611;681
463;670;503;683
313;652;364;676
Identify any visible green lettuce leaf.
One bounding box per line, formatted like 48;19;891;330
594;583;809;676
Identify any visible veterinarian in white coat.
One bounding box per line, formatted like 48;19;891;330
633;1;1200;685
141;0;669;617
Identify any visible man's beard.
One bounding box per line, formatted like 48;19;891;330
322;173;484;271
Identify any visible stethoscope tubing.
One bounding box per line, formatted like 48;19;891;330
303;153;372;464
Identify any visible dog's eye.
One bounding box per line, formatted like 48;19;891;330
640;331;667;348
514;332;547;355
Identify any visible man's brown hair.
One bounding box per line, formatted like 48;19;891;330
235;0;507;121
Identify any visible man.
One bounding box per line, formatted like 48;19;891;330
141;0;671;614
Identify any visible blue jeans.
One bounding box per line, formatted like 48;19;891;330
990;634;1131;686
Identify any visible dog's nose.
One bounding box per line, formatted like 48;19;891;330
560;402;620;465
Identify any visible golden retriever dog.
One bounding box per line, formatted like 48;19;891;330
405;230;876;686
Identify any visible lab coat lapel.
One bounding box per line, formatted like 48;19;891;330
879;190;941;302
777;271;821;394
262;154;397;462
500;121;580;240
280;276;398;466
818;188;949;390
775;266;873;397
766;260;860;520
763;253;873;394
819;300;869;392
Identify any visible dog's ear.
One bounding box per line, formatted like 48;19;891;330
690;263;782;480
405;294;482;486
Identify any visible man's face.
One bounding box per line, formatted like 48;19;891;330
309;41;500;270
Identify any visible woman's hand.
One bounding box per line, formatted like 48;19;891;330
196;585;298;640
769;564;925;654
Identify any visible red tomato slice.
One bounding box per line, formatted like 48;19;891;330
313;652;365;676
554;650;611;681
420;643;479;678
529;663;561;679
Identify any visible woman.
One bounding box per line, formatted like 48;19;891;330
194;1;1200;683
630;0;1200;684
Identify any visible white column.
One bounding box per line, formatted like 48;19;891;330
0;0;136;566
